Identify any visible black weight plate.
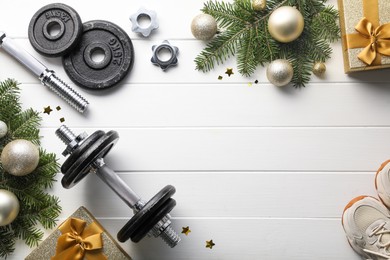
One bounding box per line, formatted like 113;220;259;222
28;3;83;57
62;131;119;188
63;20;134;90
117;185;176;242
131;199;176;243
61;130;105;175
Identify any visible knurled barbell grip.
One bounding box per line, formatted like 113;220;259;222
93;159;141;208
0;32;89;113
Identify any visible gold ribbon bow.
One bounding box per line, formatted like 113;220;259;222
346;0;390;66
52;218;107;260
349;18;390;65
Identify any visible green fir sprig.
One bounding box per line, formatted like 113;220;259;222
0;79;61;258
195;0;340;87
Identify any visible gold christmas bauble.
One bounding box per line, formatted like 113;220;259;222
0;120;7;139
312;62;326;77
0;189;20;226
268;6;304;43
191;14;218;40
252;0;266;11
266;59;293;87
1;139;40;176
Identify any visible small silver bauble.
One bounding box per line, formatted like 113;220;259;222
266;59;294;87
1;139;40;176
252;0;266;11
0;189;20;226
0;120;7;139
268;6;304;43
191;14;218;40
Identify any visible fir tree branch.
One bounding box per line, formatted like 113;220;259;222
9;109;40;144
0;79;61;257
194;0;340;87
0;228;15;258
237;29;257;76
202;0;248;27
195;26;248;72
311;6;340;42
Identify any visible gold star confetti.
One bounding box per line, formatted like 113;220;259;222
206;239;215;249
60;117;65;123
43;106;53;115
181;226;191;236
218;75;223;80
225;68;234;77
248;82;253;87
56;106;62;111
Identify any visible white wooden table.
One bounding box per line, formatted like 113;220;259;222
0;0;387;259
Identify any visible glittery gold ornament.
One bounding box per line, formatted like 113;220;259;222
0;120;7;139
312;62;326;77
268;6;304;43
191;14;218;40
0;189;20;226
252;0;266;11
1;139;40;176
266;59;293;87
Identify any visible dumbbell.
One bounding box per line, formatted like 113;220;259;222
55;125;181;247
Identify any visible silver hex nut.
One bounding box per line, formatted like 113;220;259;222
129;7;159;37
151;40;179;71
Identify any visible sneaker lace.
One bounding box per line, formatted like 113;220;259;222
363;222;390;259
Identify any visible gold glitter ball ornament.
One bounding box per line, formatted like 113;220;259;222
268;6;304;43
0;120;7;139
266;59;293;87
191;14;218;40
312;62;326;76
252;0;266;11
1;139;40;176
0;189;20;226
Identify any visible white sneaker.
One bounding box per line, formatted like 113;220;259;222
376;160;390;208
342;196;390;260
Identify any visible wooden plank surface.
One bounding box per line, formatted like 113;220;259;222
0;0;383;259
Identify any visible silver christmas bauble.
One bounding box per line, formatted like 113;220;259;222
268;6;304;43
191;14;218;40
1;139;40;176
0;189;19;226
266;59;293;87
252;0;266;11
0;121;7;139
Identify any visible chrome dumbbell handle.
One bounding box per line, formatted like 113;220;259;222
92;158;142;209
0;32;89;113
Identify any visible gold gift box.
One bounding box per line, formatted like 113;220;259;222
25;207;132;260
338;0;390;73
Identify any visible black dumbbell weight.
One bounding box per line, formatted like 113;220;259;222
62;20;134;90
28;3;83;57
55;125;180;247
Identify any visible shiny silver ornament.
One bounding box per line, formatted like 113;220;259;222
313;62;326;77
1;139;40;176
268;6;304;43
266;59;293;87
0;189;20;226
252;0;266;11
191;14;218;40
0;120;7;139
